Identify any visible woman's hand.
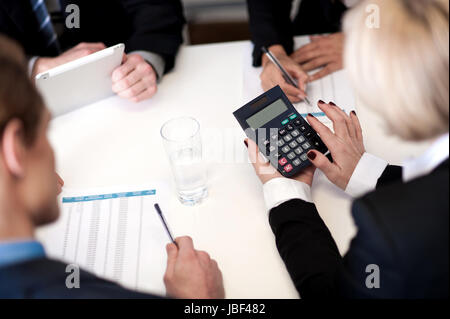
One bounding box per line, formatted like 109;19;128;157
305;101;365;190
260;45;309;104
245;139;316;187
56;173;64;195
291;33;344;82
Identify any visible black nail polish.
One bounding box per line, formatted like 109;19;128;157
351;111;357;116
329;101;336;106
244;140;248;148
307;151;316;160
307;113;315;118
318;100;325;104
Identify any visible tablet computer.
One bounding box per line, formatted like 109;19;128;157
35;43;125;117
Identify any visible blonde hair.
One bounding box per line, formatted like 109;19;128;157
344;0;449;141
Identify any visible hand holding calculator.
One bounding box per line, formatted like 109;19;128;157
234;86;328;178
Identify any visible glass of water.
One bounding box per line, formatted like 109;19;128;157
160;117;208;206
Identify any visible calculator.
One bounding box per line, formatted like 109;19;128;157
233;85;328;178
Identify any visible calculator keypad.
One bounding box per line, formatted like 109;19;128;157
260;115;327;176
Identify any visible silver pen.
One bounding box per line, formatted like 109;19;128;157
262;46;312;106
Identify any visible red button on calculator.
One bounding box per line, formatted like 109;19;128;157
284;164;293;173
279;158;288;166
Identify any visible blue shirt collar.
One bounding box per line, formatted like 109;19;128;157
0;240;46;268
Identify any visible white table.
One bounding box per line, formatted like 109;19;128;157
46;41;432;299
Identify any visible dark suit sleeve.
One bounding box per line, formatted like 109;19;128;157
376;165;403;189
121;0;185;73
247;0;295;66
268;196;403;298
269;199;342;298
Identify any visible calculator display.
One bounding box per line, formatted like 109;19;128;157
246;99;288;129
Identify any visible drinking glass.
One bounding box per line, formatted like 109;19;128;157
160;117;208;206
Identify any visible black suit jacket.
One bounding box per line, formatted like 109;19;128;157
0;257;161;298
0;0;185;73
269;160;449;298
247;0;347;66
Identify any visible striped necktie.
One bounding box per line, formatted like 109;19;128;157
30;0;61;56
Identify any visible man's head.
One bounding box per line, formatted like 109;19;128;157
0;35;59;227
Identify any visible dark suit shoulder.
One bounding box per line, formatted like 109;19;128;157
351;163;449;298
0;258;160;299
357;163;448;241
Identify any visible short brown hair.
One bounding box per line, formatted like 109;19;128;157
0;35;44;145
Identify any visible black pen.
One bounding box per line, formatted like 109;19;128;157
262;46;312;106
154;203;178;247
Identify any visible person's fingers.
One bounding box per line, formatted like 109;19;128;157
308;66;333;82
302;56;334;72
116;80;148;99
350;111;363;143
56;174;64;194
246;138;264;166
317;101;350;139
176;236;195;256
246;139;275;171
329;102;356;141
196;251;211;268
65;48;98;61
112;59;137;83
286;94;302;103
112;60;156;93
307;150;339;181
310;35;324;42
292;42;319;60
112;69;144;93
280;83;306;101
306;113;337;150
260;65;284;91
69;42;106;57
210;259;219;270
129;85;157;103
350;111;365;154
309;62;342;82
56;173;64;188
287;65;309;92
165;243;178;276
245;138;280;183
75;42;106;50
292;45;325;65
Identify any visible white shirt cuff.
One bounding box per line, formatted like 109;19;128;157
345;152;389;198
263;177;313;213
28;56;39;77
129;50;165;82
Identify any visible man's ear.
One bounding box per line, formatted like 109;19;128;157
1;119;26;178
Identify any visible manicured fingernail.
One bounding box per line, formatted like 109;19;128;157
318;100;325;104
307;151;316;160
244;140;248;148
307;113;315;118
329;101;336;106
351;111;357;116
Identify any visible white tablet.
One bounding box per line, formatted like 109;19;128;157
35;43;125;117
